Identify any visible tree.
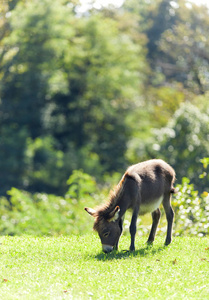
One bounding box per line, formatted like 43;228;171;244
44;12;147;176
0;0;146;194
124;0;209;94
145;102;209;191
0;0;77;194
159;0;209;94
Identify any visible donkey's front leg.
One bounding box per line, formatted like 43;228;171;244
129;208;139;251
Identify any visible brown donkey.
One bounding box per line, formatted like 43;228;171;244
85;159;177;253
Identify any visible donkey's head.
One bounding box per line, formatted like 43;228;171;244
85;206;122;253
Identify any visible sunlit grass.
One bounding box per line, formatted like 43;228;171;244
0;235;208;299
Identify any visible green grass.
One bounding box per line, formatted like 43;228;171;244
0;235;209;299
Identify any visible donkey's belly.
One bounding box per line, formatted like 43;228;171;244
139;196;163;215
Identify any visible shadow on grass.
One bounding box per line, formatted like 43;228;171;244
93;243;168;261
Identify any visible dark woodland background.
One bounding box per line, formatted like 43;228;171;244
0;0;209;196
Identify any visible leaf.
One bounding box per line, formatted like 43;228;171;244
200;158;209;169
200;258;209;262
205;247;209;250
199;173;207;179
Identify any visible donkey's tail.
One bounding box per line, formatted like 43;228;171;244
170;187;178;194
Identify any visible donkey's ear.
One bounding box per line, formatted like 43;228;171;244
108;206;120;222
84;207;97;217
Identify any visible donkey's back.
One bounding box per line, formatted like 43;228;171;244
126;159;175;202
127;159;175;181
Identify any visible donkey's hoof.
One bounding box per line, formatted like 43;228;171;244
164;240;172;246
129;246;135;252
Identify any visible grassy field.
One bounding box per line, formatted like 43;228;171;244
0;235;208;299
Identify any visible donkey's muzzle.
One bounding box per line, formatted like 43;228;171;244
102;244;113;253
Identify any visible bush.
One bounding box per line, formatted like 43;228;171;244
173;177;209;237
141;103;209;192
66;169;97;201
0;170;102;236
0;167;208;238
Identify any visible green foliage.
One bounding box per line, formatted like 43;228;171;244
0;173;97;236
200;157;209;169
0;170;106;236
0;0;146;195
146;85;186;127
0;166;209;238
143;103;209;192
66;169;97;201
25;136;66;194
199;157;209;179
129;0;209;94
48;12;145;175
173;177;209;237
159;1;209;94
0;0;71;194
0;127;29;194
0;0;209;197
0;188;79;236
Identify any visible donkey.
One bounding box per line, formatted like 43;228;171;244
85;159;177;253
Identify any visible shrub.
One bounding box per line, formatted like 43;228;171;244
173;177;209;237
141;104;209;192
66;169;97;201
0;170;101;236
0;168;208;237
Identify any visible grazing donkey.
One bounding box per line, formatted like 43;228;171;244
85;159;176;253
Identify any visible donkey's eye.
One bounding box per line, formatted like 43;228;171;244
103;231;110;238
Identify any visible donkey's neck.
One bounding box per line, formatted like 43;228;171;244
116;193;130;218
107;175;130;217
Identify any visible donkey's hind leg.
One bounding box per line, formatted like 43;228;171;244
147;208;161;244
163;194;174;245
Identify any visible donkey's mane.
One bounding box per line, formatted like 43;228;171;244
95;173;127;219
93;175;127;232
